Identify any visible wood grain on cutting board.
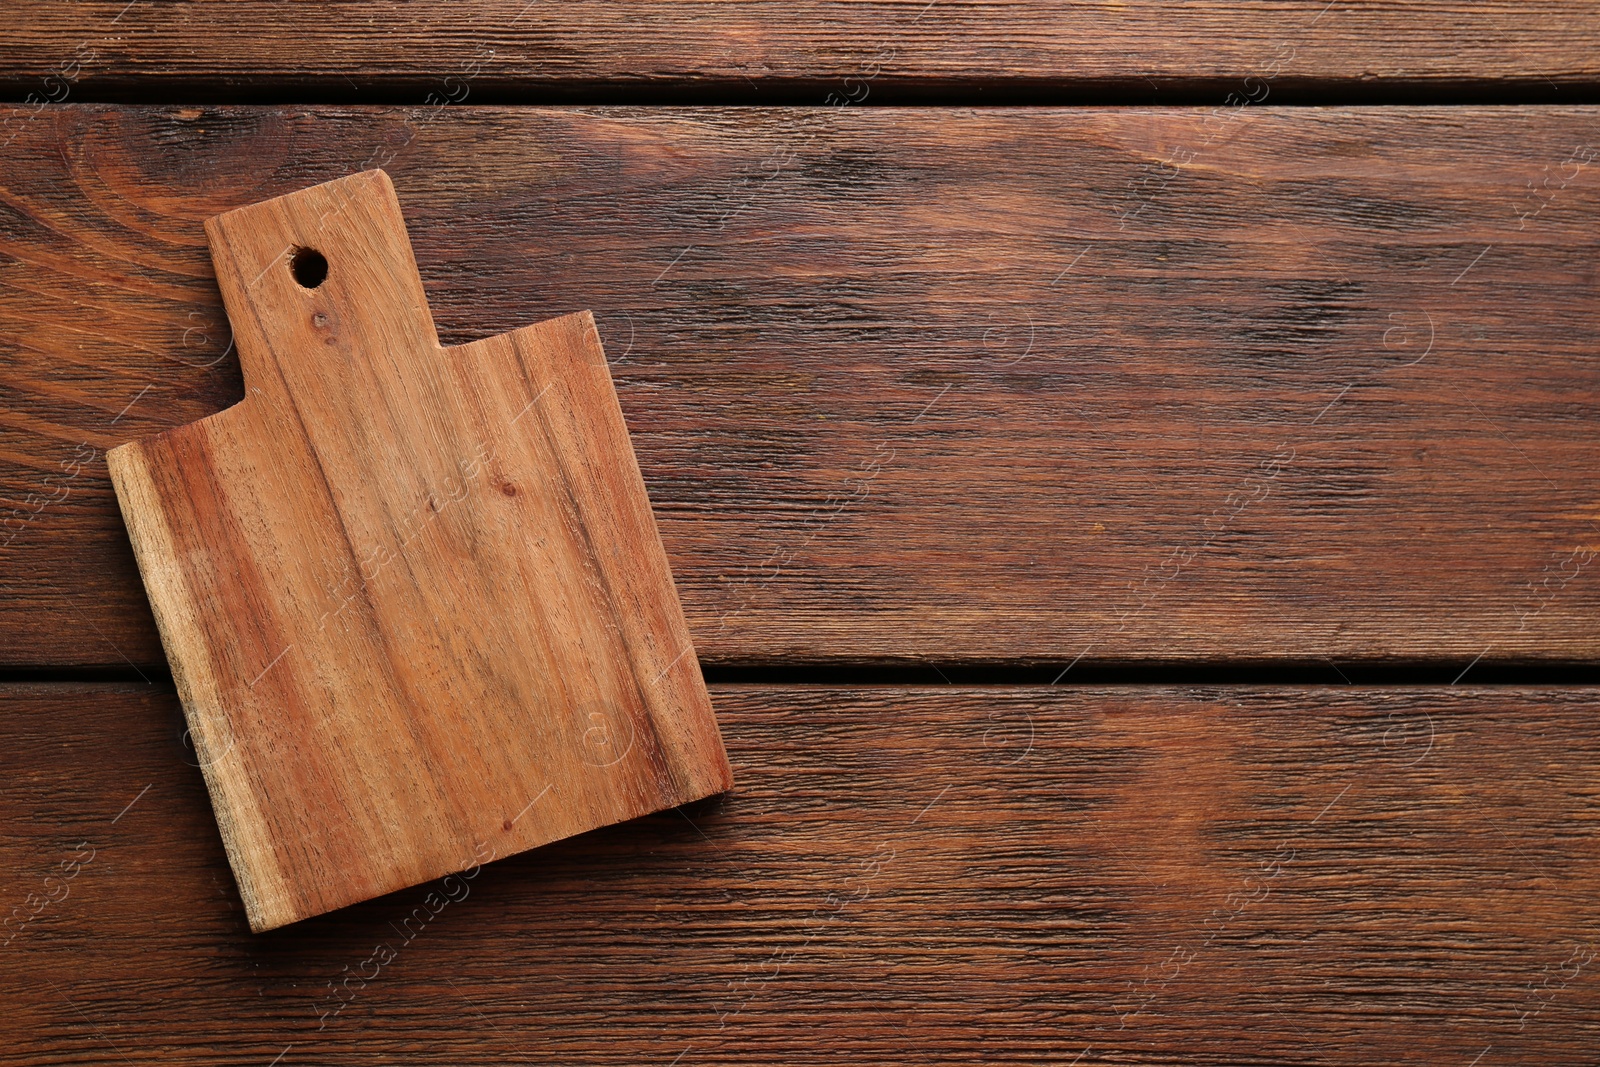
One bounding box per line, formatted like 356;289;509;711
105;170;731;931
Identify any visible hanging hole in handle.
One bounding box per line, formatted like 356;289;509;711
290;247;328;290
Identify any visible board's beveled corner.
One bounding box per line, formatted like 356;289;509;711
697;741;736;799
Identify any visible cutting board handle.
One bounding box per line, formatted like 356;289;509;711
204;169;442;408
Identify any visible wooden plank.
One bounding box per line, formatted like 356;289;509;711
1;681;1595;1064
106;169;731;931
3;105;1599;668
3;2;1599;99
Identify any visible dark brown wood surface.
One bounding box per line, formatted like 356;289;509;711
1;682;1595;1065
3;1;1599;100
5;3;1599;1062
4;105;1599;668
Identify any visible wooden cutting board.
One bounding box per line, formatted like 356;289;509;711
107;170;732;932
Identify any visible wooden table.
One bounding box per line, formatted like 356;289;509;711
3;6;1599;1064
